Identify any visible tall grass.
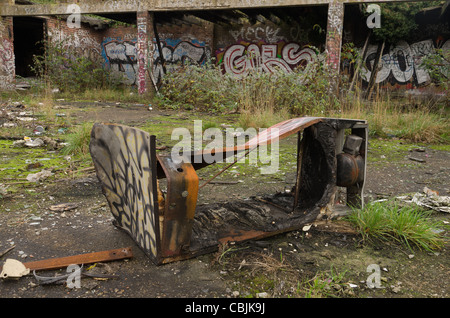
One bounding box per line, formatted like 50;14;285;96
337;84;449;144
347;200;446;252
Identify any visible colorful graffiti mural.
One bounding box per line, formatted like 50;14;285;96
101;36;210;85
216;41;317;78
361;39;450;85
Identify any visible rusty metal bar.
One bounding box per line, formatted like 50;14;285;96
3;247;133;272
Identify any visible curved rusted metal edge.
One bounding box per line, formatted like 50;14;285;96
183;116;323;171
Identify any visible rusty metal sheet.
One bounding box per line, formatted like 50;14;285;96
189;117;322;170
89;123;160;261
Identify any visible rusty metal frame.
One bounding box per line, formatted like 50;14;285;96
90;117;368;265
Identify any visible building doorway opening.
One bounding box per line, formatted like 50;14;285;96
13;17;45;78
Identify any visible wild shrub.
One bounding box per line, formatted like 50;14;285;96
31;35;122;93
156;57;340;117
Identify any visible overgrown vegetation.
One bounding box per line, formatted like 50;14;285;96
156;54;340;121
31;35;122;93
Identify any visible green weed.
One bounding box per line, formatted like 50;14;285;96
347;200;446;252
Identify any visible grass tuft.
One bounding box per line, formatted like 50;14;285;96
347;200;446;252
61;122;93;157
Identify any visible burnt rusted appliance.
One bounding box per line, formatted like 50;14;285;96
89;117;368;265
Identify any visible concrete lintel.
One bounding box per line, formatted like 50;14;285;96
0;0;428;17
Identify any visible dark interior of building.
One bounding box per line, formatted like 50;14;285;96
13;16;45;78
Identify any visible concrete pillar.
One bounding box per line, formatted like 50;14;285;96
136;11;155;95
325;0;344;89
0;16;15;90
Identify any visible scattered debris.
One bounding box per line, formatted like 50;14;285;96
0;183;8;197
32;265;119;286
26;169;54;183
396;187;450;213
0;259;30;279
408;156;425;163
24;137;44;148
0;245;15;258
13;136;63;150
49;203;79;212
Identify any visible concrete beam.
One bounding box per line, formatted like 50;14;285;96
0;0;429;17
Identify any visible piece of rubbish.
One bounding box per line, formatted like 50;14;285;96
49;203;79;212
26;169;53;182
396;187;449;213
0;245;15;258
408;156;425;163
0;259;30;279
34;126;45;135
0;247;133;272
24;137;44;148
423;186;439;196
33;265;119;286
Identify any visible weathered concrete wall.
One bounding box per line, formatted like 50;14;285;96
0;16;14;89
46;17;104;62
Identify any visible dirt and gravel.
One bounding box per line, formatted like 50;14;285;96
0;103;448;301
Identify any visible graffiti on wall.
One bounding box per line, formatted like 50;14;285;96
102;39;137;85
0;38;15;88
216;41;318;79
361;39;450;85
152;38;210;83
101;37;210;85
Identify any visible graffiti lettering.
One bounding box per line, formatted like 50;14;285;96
361;39;449;85
217;41;317;79
229;26;285;43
